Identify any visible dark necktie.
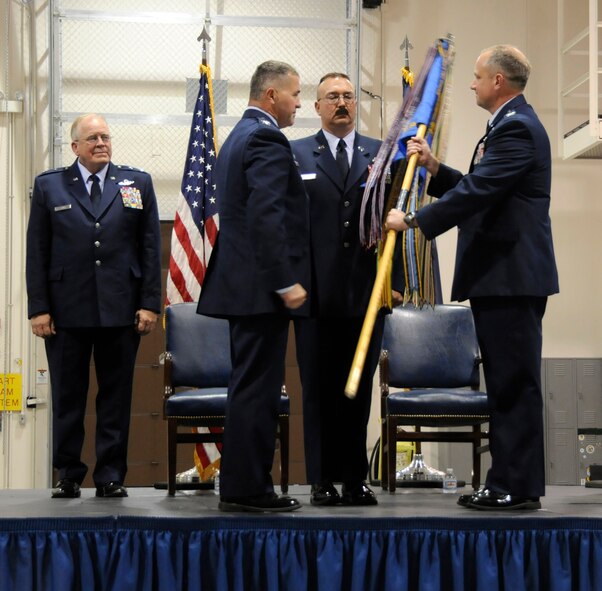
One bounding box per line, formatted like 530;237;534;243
89;174;101;214
336;139;349;181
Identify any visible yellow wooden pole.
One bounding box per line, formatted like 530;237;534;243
344;123;427;398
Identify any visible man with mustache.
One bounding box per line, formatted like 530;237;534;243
292;73;399;506
26;113;162;499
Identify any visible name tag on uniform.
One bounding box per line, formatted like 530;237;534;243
120;187;143;209
54;204;72;212
300;173;317;181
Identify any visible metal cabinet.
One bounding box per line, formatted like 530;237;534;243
544;359;602;485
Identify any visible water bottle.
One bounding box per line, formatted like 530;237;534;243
442;468;457;494
213;471;220;496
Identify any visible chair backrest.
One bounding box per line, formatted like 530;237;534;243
165;303;231;388
383;304;480;389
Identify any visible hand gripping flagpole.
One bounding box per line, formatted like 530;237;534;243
344;123;427;399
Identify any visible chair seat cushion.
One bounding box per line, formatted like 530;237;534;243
165;388;290;417
387;388;489;420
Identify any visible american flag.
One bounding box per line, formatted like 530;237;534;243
166;64;222;478
166;64;218;305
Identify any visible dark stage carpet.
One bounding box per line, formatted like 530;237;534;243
1;483;601;520
1;485;601;590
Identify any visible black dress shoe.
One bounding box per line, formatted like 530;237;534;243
96;482;128;498
310;482;341;506
457;486;484;507
51;479;81;499
341;482;378;506
467;487;540;511
457;493;473;507
219;492;301;513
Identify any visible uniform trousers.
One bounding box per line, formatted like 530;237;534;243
45;326;140;485
219;315;290;499
470;295;547;497
295;314;384;484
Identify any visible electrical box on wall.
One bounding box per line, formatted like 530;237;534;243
586;462;602;487
579;429;602;485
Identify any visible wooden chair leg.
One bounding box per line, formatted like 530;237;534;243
381;418;389;491
472;425;481;490
167;419;178;496
278;416;289;494
388;418;397;493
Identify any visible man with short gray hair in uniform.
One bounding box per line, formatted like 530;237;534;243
27;113;161;499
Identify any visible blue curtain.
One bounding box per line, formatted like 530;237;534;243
1;516;601;590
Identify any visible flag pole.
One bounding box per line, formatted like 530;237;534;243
347;36;455;398
168;17;222;484
344;122;427;399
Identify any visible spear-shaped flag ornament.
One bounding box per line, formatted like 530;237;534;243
400;35;414;97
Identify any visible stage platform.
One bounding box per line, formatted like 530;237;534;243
1;484;602;590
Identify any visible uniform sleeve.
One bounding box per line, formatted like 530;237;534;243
417;119;536;240
245;127;298;291
26;177;52;318
137;173;162;312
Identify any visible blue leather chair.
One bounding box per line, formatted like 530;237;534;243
379;304;489;492
163;303;290;496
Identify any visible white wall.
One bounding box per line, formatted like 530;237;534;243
0;0;51;488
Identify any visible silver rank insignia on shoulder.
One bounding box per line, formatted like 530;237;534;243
118;179;135;186
40;166;68;178
259;118;272;126
117;165;144;172
505;110;516;118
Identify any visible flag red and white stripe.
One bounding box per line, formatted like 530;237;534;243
166;63;219;305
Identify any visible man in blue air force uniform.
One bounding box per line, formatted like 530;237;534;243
26;114;161;499
292;73;401;507
197;61;310;513
387;45;559;511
